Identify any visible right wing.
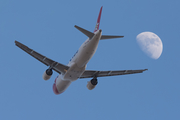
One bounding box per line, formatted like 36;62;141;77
80;69;148;78
15;41;69;74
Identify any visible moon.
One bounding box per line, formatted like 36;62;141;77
136;32;163;59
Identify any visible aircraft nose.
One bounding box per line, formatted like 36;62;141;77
53;77;62;95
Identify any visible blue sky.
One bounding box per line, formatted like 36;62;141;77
0;0;180;119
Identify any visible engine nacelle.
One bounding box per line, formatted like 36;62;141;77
87;79;98;90
42;69;53;80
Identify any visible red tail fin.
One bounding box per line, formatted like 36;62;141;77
94;6;103;33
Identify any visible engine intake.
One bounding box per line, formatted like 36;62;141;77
87;78;98;90
43;69;53;80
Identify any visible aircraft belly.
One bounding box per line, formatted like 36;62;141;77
63;63;86;81
76;50;94;67
76;37;100;67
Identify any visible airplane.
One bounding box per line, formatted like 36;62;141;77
15;6;147;95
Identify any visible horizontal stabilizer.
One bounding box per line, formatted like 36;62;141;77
75;25;94;39
100;35;124;40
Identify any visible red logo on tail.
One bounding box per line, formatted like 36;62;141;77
94;6;103;33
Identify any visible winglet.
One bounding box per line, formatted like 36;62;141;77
94;6;103;33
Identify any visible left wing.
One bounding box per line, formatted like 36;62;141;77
80;69;148;78
15;41;69;74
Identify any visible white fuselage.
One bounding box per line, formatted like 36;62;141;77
53;30;102;94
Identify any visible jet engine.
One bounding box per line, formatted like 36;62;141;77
87;78;98;90
43;69;53;80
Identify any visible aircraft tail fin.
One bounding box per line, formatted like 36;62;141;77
75;6;124;40
94;6;103;33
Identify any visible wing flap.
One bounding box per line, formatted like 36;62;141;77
15;41;69;74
